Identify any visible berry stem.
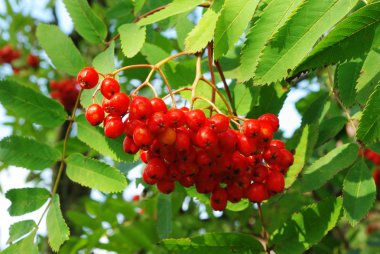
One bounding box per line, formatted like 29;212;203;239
200;77;233;116
214;60;235;115
257;203;270;241
161;86;192;100
207;42;216;117
193;96;223;114
190;55;203;109
110;64;153;76
156;67;176;108
155;51;188;67
37;89;83;227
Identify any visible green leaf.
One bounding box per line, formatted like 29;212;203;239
2;229;38;254
248;84;287;118
316;116;347;147
239;0;302;81
157;193;172;239
0;136;61;170
141;43;169;64
36;24;85;76
162;233;264;253
270;197;343;254
293;3;380;74
213;0;259;59
285;125;309;188
254;0;357;85
343;160;376;226
232;83;258;116
298;143;358;192
184;0;224;53
176;15;194;51
81;42;115;110
356;82;380;144
335;60;362;108
6;188;50;216
137;0;203;26
0;80;67;128
47;195;70;252
356;28;380;94
66;153;127;193
76;115;133;162
7;220;36;244
119;23;146;58
63;0;107;44
226;199;250;212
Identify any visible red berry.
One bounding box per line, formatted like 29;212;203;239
124;119;145;137
270;139;285;149
100;77;120;99
227;184;244;203
150;97;167;113
109;92;130;116
210;187;228;211
158;128;176;146
279;149;294;168
178;176;194;187
77;67;99;89
258;113;279;132
85;104;104;126
242;119;261;139
102;98;111;113
196;126;218;149
247;183;268;203
123;136;139;154
26;53;39;68
145;158;167;181
167;108;186;128
186;109;206;131
104;117;124;138
174;130;191;152
258;121;274;144
266;171;285;193
140;150;148;163
133;125;153;149
209;114;229;133
263;146;282;165
196;150;213;168
218;129;238;152
252;165;268;183
157;179;175;194
130;96;153;120
237;133;258;156
147;112;168;134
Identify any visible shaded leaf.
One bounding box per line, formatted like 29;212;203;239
232;83;258;116
63;0;107;44
2;229;38;254
36;24;85;76
119;23;146;58
66;153;127;193
294;3;380;74
270;197;343;254
185;0;224;53
356;82;380;144
162;232;264;253
0;80;67;128
6;188;50;216
299;143;358;192
47;195;70;252
7;220;36;244
138;0;203;26
317;116;347;146
343;160;376;225
248;84;287;118
335;60;362;108
239;0;302;81
157;193;172;239
0;136;61;170
254;0;357;85
214;0;260;59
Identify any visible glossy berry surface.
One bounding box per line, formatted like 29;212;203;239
100;77;120;99
85;104;105;126
77;67;99;89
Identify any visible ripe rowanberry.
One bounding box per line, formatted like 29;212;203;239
209;114;229;133
186;109;206;131
258;113;279;132
109;92;130;116
104;117;124;138
266;171;285;194
167;108;186;128
133;125;153;149
123;136;139;154
85;104;105;126
150;97;168;113
195;126;218;149
157;179;175;194
210;187;228;211
129;96;153;120
100;77;120;99
77;67;99;89
247;183;268;203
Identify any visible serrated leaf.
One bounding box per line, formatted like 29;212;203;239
141;43;169;64
293;3;380;74
157;193;172;239
137;0;203;26
254;0;357;85
0;136;61;170
7;220;36;244
356;82;380;144
316;116;347;147
66;153;127;193
47;195;70;252
335;60;362;107
2;229;38;254
175;15;194;51
270;197;343;254
214;0;260;59
6;188;50;216
63;0;107;44
184;0;224;53
232;83;258;115
76;115;133;162
162;233;264;253
343;160;376;226
299;143;358;192
248;84;287;118
36;24;85;76
119;23;146;58
285;125;309;188
239;0;302;81
81;42;115;110
0;80;67;128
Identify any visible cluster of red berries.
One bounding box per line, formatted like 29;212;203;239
362;149;380;165
0;45;39;73
50;79;81;110
77;66;294;211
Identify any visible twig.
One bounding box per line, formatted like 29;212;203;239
257;203;269;240
207;42;216;117
190;55;203;109
156;67;176;108
200;77;233;116
193;96;223;114
214;60;235;115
